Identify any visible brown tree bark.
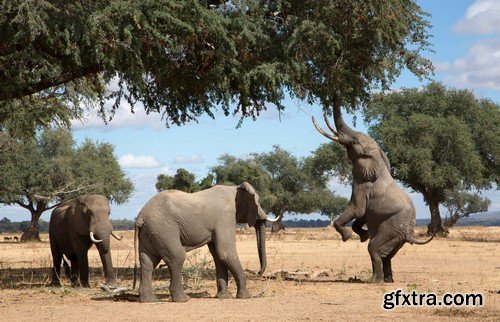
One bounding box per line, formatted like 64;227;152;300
19;201;46;242
426;199;446;237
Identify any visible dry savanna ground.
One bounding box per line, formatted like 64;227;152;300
0;226;499;321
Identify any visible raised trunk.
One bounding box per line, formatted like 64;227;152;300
255;220;267;275
332;90;357;136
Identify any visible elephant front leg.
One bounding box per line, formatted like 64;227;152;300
208;243;230;299
215;241;250;299
352;217;369;242
77;253;90;288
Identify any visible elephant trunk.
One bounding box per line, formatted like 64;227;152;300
255;219;267;275
332;90;357;138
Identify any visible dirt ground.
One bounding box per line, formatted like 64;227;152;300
0;226;498;321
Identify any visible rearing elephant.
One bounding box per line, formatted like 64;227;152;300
49;195;121;287
312;90;434;284
133;182;278;303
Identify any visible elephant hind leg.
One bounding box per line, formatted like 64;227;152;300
368;234;398;284
208;242;230;299
138;251;161;303
161;246;189;303
49;241;63;286
381;240;404;283
68;255;80;287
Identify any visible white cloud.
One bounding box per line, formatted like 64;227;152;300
454;0;500;34
119;154;162;169
436;38;500;90
71;100;167;131
172;154;205;165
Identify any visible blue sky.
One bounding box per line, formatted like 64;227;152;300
2;0;499;221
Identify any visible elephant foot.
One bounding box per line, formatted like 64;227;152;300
358;231;369;243
369;275;384;284
340;230;353;242
384;276;394;283
171;292;190;303
104;279;119;289
216;291;231;299
49;280;61;287
236;289;251;299
139;294;159;303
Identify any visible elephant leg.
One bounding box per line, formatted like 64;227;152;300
367;235;387;284
162;246;189;303
138;251;161;303
333;203;365;242
352;217;369;242
68;255;80;286
76;252;90;288
50;242;62;286
208;243;230;299
381;239;404;283
214;238;250;299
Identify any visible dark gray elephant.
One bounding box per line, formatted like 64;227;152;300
133;182;278;303
312;91;434;284
49;195;122;288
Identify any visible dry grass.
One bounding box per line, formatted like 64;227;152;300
0;226;499;321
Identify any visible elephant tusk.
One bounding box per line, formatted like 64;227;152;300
111;231;122;241
266;215;281;223
312;116;338;141
90;232;103;243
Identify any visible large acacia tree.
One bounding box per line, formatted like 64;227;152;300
0;128;134;241
156;168;213;193
1;0;433;134
364;82;499;235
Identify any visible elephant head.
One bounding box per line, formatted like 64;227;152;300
235;182;276;275
312;91;391;182
68;195;121;285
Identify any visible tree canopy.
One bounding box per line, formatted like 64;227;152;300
211;145;348;231
156;168;213;193
364;82;499;234
0;0;433;136
443;190;490;234
0;128;134;240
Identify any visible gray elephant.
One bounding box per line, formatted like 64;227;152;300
133;182;277;303
49;195;122;288
312;91;434;283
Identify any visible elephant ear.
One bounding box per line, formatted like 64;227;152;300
67;196;91;235
236;182;267;227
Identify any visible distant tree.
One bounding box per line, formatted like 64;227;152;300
443;191;490;234
211;146;348;232
0;128;134;241
156;169;213;193
365;82;499;235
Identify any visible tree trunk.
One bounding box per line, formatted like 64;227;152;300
20;203;45;242
426;199;446;237
271;212;285;233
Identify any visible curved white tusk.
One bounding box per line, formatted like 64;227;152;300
110;231;122;241
90;231;103;243
312;116;338;141
266;215;281;223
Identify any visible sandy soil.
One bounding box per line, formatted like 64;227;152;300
0;226;498;321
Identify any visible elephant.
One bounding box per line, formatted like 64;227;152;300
312;90;434;284
49;195;122;288
133;182;278;303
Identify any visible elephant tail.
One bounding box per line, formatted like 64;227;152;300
407;230;436;245
133;221;141;290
